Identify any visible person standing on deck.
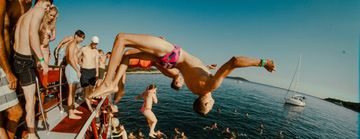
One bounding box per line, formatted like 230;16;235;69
54;35;74;66
78;36;100;112
12;0;53;138
64;30;85;119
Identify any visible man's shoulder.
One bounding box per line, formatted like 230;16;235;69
67;41;78;48
30;7;45;17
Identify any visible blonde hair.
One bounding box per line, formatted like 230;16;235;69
44;5;58;23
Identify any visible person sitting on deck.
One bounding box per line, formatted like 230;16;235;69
111;118;127;139
89;33;276;116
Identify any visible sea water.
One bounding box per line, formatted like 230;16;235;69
115;74;358;138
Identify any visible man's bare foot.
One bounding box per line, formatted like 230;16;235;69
74;109;83;114
89;82;118;98
68;112;82;119
149;132;156;138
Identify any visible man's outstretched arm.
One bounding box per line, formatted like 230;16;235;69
205;56;275;92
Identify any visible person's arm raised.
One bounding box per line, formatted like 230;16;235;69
152;92;158;104
54;36;72;58
135;90;147;100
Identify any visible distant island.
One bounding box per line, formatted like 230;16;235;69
126;67;161;74
225;76;249;82
323;98;360;112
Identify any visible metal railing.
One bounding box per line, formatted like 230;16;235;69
17;66;66;133
75;96;107;139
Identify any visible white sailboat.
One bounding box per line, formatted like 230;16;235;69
284;55;306;107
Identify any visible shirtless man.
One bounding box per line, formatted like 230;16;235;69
135;84;158;138
12;0;52;138
91;33;276;116
78;36;99;112
64;30;85;119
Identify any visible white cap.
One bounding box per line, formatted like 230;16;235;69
91;36;99;44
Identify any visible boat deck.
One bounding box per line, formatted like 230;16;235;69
15;67;110;139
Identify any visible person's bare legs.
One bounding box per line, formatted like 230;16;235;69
205;56;275;92
84;86;93;112
93;33;174;97
6;103;23;139
114;75;126;104
67;83;81;119
142;110;157;138
22;84;38;139
90;49;157;98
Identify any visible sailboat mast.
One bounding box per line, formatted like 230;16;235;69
285;55;302;98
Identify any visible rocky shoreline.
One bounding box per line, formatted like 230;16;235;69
324;98;360;112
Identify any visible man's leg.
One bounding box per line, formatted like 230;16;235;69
98;33;173;94
113;75;126;104
205;56;274;92
6;103;23;139
84;86;93;112
67;84;81;119
91;50;157;98
22;84;38;139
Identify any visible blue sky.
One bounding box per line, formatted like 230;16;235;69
48;0;359;102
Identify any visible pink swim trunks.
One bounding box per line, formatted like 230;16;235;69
157;45;181;69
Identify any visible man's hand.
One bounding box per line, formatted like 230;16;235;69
264;59;276;72
77;71;81;79
41;62;49;76
5;72;17;90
